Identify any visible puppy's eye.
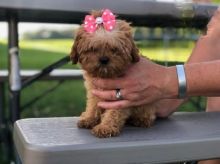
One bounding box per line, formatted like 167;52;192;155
92;48;98;53
84;48;98;54
111;48;118;53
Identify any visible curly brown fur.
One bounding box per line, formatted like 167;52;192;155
70;10;156;138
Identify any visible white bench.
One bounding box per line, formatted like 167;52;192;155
14;112;220;164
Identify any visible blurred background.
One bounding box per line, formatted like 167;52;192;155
0;0;220;163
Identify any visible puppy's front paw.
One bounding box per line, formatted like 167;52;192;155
77;117;99;129
91;124;120;138
129;115;156;128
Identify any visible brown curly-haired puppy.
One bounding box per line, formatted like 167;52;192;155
70;10;156;138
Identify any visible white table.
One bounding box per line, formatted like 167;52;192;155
14;112;220;164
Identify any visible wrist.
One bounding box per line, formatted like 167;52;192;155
163;66;179;99
156;99;185;118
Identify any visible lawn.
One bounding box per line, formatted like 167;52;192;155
0;39;193;67
0;39;86;118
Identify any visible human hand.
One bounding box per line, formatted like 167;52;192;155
155;98;186;117
92;57;178;109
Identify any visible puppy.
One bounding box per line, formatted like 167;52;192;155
70;9;156;138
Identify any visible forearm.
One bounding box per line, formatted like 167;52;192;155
156;36;217;117
165;60;220;98
155;99;186;118
187;8;220;63
185;61;220;96
155;9;220;117
187;36;220;63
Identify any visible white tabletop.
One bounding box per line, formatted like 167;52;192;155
14;112;220;164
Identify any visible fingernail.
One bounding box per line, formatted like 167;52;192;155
97;102;103;108
92;90;97;95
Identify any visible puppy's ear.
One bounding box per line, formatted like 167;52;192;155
70;41;79;64
120;21;140;63
70;28;84;64
131;40;140;63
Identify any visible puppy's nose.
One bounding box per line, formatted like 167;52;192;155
99;56;109;65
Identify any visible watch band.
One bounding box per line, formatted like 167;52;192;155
176;64;187;98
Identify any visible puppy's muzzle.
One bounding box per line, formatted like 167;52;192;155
99;56;110;65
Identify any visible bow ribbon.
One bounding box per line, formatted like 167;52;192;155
83;9;116;33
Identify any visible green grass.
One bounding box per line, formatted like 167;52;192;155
0;39;85;118
0;39;194;69
138;40;194;62
0;39;75;69
19;39;74;54
21;80;86;118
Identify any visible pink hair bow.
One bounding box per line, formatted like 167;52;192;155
83;9;116;33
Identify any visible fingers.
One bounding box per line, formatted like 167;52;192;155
92;89;119;101
97;99;149;109
93;78;123;90
92;89;140;101
92;88;149;109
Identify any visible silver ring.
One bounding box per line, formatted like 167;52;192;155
116;89;123;100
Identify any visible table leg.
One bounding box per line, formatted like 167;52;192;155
8;13;22;164
8;14;21;123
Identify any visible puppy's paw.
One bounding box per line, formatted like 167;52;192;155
77;117;99;129
91;124;120;138
129;115;155;128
